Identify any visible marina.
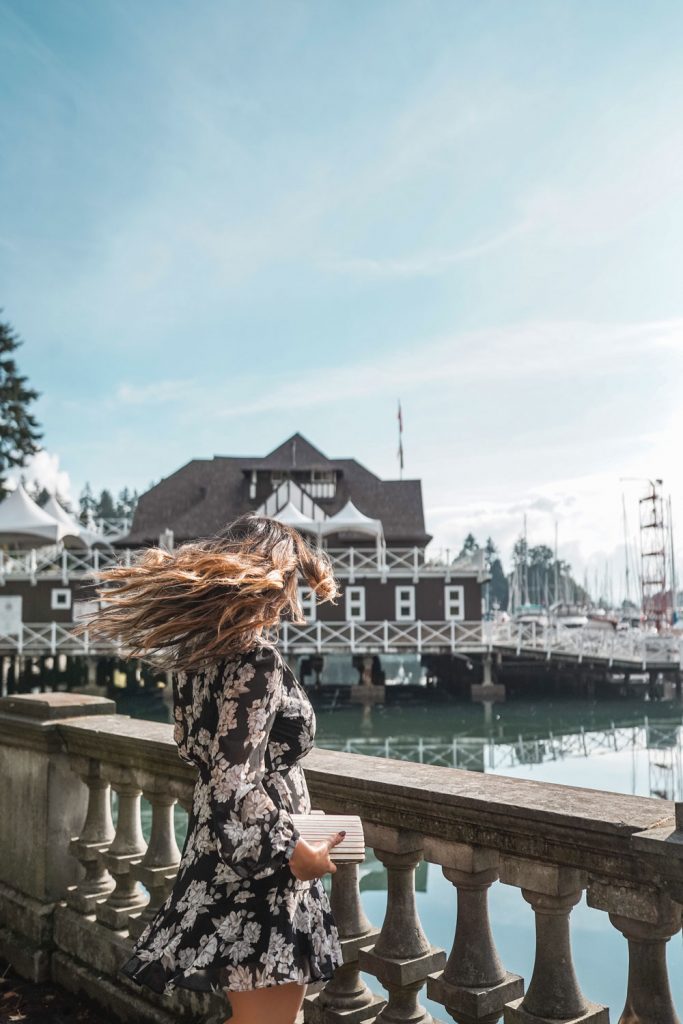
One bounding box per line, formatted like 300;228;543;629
2;4;683;1021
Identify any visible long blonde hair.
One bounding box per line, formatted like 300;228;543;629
76;514;339;671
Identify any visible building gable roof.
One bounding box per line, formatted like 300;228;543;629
123;434;430;546
251;432;330;470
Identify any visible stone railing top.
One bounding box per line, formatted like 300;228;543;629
58;714;192;780
49;710;682;887
0;692;115;721
2;695;680;888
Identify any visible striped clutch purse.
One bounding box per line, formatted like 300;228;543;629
291;810;365;863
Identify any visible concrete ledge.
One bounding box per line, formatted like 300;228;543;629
53;905;226;1022
0;881;56;948
52;951;181;1024
359;945;446;987
304;988;387;1024
428;968;524;1018
504;998;609;1023
0;924;51;983
0;692;115;720
471;683;506;703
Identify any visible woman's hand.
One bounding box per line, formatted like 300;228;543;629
287;830;346;881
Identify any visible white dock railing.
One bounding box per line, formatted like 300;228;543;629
0;545;483;583
0;618;680;669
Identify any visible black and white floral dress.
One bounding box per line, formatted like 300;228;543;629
120;645;342;995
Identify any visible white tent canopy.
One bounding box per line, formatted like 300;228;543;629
43;496;111;549
317;500;384;541
0;483;76;545
272;501;321;534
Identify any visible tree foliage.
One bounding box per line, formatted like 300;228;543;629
0;318;42;494
457;532;589;611
79;483;138;524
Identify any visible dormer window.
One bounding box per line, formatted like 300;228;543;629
302;470;336;500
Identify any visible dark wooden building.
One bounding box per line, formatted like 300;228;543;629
0;434;488;694
120;433;488;687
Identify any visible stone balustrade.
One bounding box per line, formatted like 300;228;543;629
1;692;682;1024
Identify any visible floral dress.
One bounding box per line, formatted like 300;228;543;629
120;645;342;995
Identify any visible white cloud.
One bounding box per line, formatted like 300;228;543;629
6;450;74;505
116;379;199;406
200;316;683;417
324;221;532;279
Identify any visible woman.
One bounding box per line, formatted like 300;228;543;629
83;514;344;1024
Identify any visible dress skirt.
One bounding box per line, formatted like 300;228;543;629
119;646;342;996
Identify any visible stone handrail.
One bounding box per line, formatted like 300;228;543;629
1;692;682;1024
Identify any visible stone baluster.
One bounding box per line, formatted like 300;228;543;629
424;840;523;1023
96;765;148;930
500;859;607;1023
588;879;682;1024
67;755;116;913
128;773;181;940
359;825;446;1024
305;860;386;1024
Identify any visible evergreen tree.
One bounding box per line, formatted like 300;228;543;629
79;482;97;525
115;486;139;519
458;533;479;557
0;318;42;495
96;488;116;520
484;537;509;610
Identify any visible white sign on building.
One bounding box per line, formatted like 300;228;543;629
0;597;22;636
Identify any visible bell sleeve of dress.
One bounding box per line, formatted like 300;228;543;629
208;646;300;879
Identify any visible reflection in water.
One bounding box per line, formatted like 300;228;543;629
125;692;683;1016
317;718;683;800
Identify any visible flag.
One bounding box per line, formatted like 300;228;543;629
397;400;404;472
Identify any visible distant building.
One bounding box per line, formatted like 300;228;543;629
124;432;429;548
122;433;488;687
0;433;488;693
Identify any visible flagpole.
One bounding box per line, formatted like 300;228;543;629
397;399;404;480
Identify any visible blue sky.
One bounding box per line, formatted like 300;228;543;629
1;0;683;580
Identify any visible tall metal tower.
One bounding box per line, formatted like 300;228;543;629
639;479;670;631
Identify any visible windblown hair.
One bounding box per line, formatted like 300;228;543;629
76;514;340;671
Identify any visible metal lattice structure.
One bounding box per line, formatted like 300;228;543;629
639;480;670;631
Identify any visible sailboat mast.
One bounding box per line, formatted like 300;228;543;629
554;520;559;606
668;494;677;622
621;492;631;604
528;516;532;602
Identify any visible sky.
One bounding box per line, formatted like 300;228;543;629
1;0;683;589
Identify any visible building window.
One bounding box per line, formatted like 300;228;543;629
73;599;100;622
51;588;72;611
445;585;465;621
345;586;366;621
302;470;336;500
298;586;317;622
395;585;415;621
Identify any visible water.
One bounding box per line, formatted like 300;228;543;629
124;690;683;1016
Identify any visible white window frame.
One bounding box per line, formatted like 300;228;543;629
395;585;415;621
51;588;72;611
298;585;317;622
444;584;465;621
345;585;366;621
